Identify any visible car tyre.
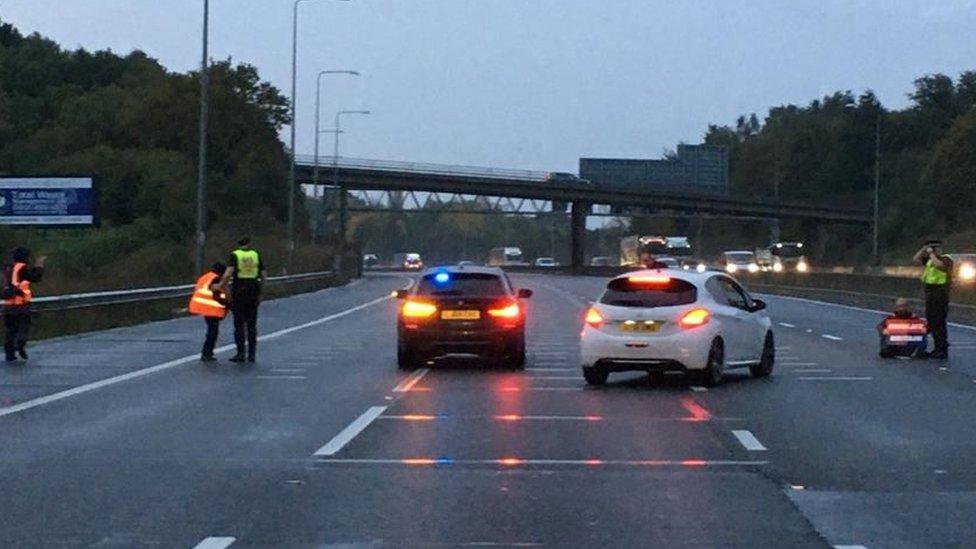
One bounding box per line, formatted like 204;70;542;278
750;332;775;378
696;339;724;387
397;344;422;370
583;366;609;386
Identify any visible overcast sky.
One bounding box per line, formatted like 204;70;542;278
2;0;974;171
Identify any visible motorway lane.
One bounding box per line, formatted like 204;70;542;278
1;272;974;546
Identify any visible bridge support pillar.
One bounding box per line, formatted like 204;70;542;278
333;186;349;271
571;201;588;273
768;218;781;246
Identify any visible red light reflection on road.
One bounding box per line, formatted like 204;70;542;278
584;459;604;466
680;397;712;422
498;457;523;466
401;458;437;466
681;459;707;467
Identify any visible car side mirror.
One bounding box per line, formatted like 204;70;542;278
394;289;408;299
518;288;534;299
750;299;766;312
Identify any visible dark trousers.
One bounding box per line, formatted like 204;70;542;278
232;297;259;357
4;311;31;359
202;316;221;357
925;285;950;354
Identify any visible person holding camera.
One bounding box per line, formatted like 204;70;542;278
913;239;953;359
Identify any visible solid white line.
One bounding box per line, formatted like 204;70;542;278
793;369;833;373
766;293;976;333
798;377;872;381
527;368;575;372
689;386;708;392
393;368;430;393
822;334;844;341
780;362;819;366
193;537;236;549
775;346;792;350
528;387;582;391
255;375;307;380
315;458;769;467
732;430;767;451
779;322;796;328
526;376;582;380
0;292;397;419
834;546;868;549
313;406;387;457
271;368;306;373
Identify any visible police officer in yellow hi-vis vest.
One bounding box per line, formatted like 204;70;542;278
913;239;953;359
218;237;266;362
189;262;228;362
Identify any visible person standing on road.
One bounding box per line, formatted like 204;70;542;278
189;262;228;362
913;239;953;359
3;247;46;362
219;238;266;363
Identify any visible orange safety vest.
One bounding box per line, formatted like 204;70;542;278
188;272;227;318
3;262;32;307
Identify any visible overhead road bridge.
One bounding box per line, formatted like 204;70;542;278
296;156;872;269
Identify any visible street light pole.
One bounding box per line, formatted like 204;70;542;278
288;0;350;267
873;113;881;266
332;109;370;269
195;0;210;276
313;70;359;242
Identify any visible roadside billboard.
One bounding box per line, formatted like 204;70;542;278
0;176;98;227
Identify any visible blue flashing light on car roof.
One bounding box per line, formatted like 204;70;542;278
433;271;451;284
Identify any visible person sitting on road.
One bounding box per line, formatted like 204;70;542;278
878;298;928;358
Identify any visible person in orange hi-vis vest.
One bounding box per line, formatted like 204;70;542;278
189;262;228;362
3;247;46;362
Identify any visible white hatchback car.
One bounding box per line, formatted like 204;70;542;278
580;269;774;386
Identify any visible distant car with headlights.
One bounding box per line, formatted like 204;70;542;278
395;266;533;370
393;252;424;271
721;251;760;274
580;269;774;386
950;253;976;283
771;241;809;273
534;257;560;267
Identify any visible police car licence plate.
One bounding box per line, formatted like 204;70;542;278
442;310;480;320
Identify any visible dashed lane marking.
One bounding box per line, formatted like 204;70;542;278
393;368;430;393
779;322;796;328
527;368;575;372
732;430;767;451
793;369;833;374
0;292;398;419
779;362;819;366
822;334;844;341
798;376;872;381
834;546;868;549
689;386;708;392
193;537;236;549
525;376;582;380
271;368;306;373
313;406;387;457
255;375;308;380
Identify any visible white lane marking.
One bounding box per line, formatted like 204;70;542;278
689;386;708;392
822;334;844;341
793;369;833;373
527;368;575;372
313;406;387;457
193;537;236;549
316;458;769;467
834;546;868;549
393;368;430;393
255;375;307;380
779;322;796;328
526;375;582;380
777;356;801;360
780;362;819;366
529;387;583;391
732;430;767;451
798;377;873;381
776;346;792;350
271;368;306;373
0;292;398;419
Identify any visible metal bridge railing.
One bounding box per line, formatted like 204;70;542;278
294;155;548;182
31;271;336;312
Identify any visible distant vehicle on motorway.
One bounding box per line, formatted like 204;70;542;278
620;235;705;271
363;254;379;269
395;266;533;369
771;241;809;273
580;269;774;386
721;251;759;274
655;256;680;268
949;253;976;283
534;257;559;267
590;256;617;267
487;247;527;267
392;252;424;271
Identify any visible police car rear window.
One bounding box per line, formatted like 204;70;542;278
599;278;697;308
416;273;506;297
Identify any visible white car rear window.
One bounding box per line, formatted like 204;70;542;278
599;278;697;308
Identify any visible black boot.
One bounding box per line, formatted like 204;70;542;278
17;347;27;360
229;353;246;363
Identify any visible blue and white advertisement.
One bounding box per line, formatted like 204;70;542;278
0;177;98;227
